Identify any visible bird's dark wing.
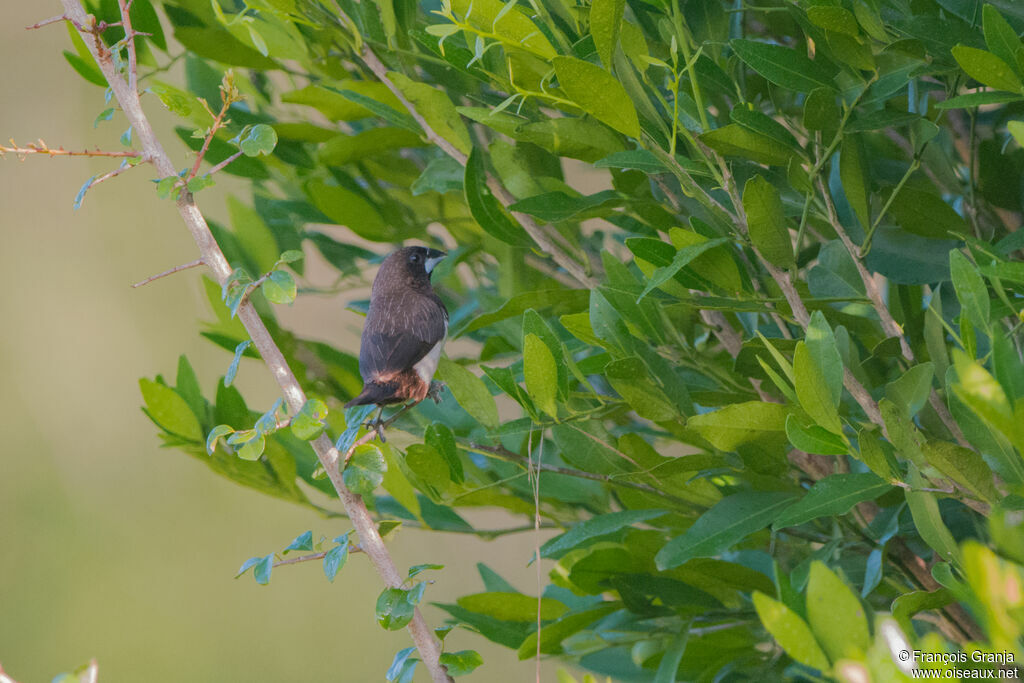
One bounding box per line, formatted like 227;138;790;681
358;292;447;381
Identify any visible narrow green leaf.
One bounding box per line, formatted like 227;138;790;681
923;440;999;504
456;592;567;621
465;147;533;246
888;188;969;240
655;492;797;569
743;175;793;267
884;362;934;418
905;463;963;568
540;509;666;559
806;562;870;661
785;415;848;455
950;250;990;331
437;357;500;430
700;124;794;166
794;343;842;433
775;472;892;528
523;334;558;418
840;135;871;228
637;237;730;300
731;39;837;92
590;0;625;69
983;5;1023;75
553;56;641;138
752;591;830;670
653;629;690;683
951;44;1023;93
687;401;790;451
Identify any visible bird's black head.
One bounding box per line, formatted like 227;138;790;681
374;246;447;293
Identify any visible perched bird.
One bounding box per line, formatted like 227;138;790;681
345;246;448;426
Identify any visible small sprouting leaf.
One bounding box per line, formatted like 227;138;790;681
376;585;421;630
278;249;304;264
387;647;418;682
155;175;182;200
224;340;252;387
439;650;483;677
237;554;274;585
239;123;279;157
73;175;97;210
337;404;375;456
323;537;350;582
261;270;297;304
94;108;115;127
187;174;215;193
120;126;133;146
236;434;266;461
408;563;445;580
344;443;387;495
206;424;235;455
284;530;313;553
291;398;328;440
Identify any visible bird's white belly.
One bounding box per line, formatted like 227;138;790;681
414;335;445;384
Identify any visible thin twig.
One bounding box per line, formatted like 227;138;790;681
0;139;141;159
466;442;691;506
59;3;452;680
203;149;243;177
273;545;365;568
131;259;204;288
117;0;137;93
25;13;68;29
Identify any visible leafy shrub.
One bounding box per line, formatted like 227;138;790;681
39;0;1024;679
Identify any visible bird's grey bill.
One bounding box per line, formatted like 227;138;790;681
425;249;447;274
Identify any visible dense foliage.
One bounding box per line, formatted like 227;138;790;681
58;0;1024;678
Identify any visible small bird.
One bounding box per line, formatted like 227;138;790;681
345;246;448;430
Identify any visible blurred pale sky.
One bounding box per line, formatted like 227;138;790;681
0;4;563;681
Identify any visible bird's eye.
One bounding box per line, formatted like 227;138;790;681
410;253;421;263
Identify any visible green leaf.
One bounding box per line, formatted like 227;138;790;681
387;647;417;683
785;415;848;455
653;629;690;683
464;147;533;247
140;378;203;441
983;5;1023;74
451;0;557;59
456;592;567;621
376;584;422;630
699;124;794;166
411;156;464;195
951;44;1023;92
553;56;641;138
305;179;397;242
523;333;558;418
235;433;266;461
888;187;969;240
540;509;666;559
807;6;860;37
936;90;1024;109
388;72;471;155
655;492;797;569
892;588;954;634
323;534;350;582
224;340;252;387
806;562;870;661
950;250;991;331
857;428;899;482
239;124;278;157
283;530;313;553
319;128;425;166
237;554;273;585
439;650;483;677
743;175;793;268
516;603;619;658
437;357;500;430
687;401;791;451
840;135;871;228
637;237;730;300
884;362;934;418
731;39;837;92
752;591;830;670
775;472;891;528
793;343;842;434
291;398;328;440
905;463;963;567
922;440;999;504
604;357;678;421
261;270;297;305
590;0;625;69
343;443;387;495
206;424;234;455
282;82;405;123
508;190;623;223
594;149;670;174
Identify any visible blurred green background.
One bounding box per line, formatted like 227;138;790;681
0;5;561;681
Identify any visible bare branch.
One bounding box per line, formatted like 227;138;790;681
273;545;365;569
203;149;243;178
116;0;137;93
25;13;68;30
59;3;452;680
131;259;204;288
0;139;141;159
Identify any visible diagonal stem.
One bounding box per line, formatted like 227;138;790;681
59;2;452;680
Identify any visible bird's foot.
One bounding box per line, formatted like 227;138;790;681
427;381;446;404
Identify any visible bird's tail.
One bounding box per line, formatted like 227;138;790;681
344;381;401;408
